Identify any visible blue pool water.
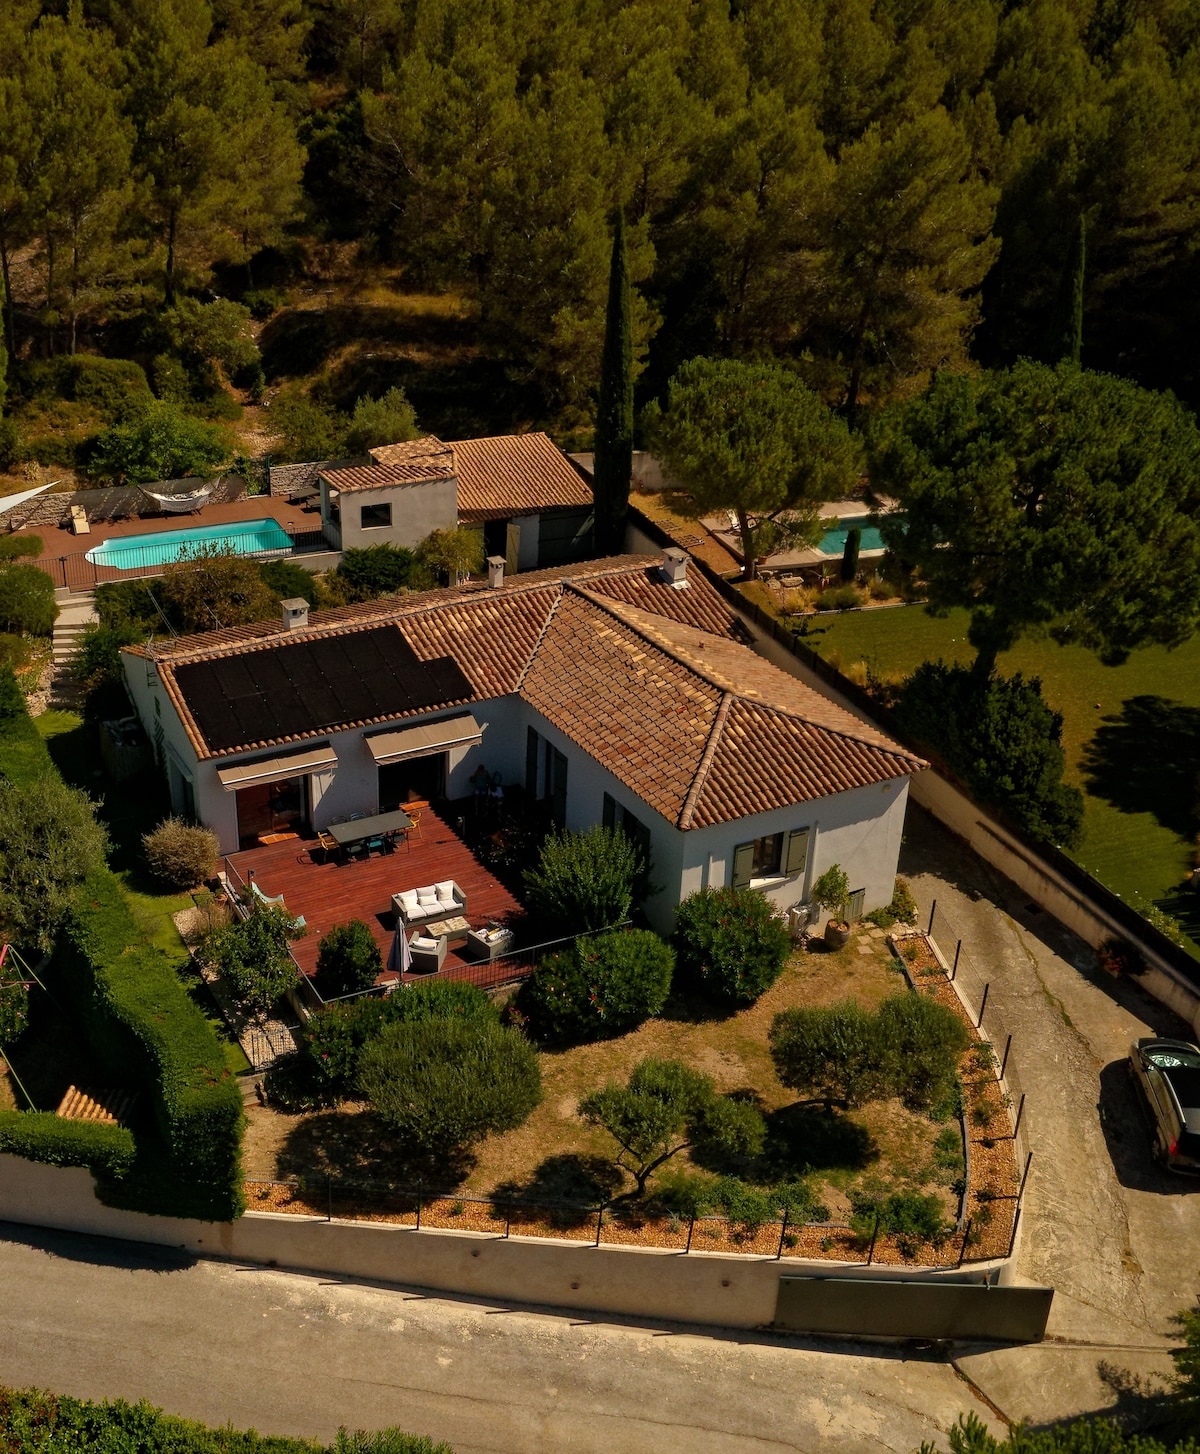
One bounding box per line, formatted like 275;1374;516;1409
817;515;889;556
86;518;294;571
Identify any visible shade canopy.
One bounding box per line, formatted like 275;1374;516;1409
364;713;483;766
216;742;337;791
0;482;53;516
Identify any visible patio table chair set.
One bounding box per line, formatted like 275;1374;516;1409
315;803;426;863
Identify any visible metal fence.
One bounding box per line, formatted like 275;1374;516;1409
35;527;331;592
242;1176;1016;1268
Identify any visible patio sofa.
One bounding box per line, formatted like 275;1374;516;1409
391;880;466;927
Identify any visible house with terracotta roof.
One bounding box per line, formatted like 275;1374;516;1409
121;553;924;932
271;431;595;572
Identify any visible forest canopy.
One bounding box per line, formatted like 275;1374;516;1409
3;0;1200;428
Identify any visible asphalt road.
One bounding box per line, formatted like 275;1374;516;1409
1;808;1196;1451
0;1223;992;1454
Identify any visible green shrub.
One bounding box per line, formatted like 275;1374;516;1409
93;579;162;633
204;903;303;1015
244;286;288;320
57;867;245;1220
51;354;154;424
894;662;1085;848
0;632;30;670
0;1386;454;1454
315;920;382;999
0;562;57;636
89;402;230;485
269;390;346;463
358;1017;542;1155
865;876;918;929
259;557;323;605
0;533;42;561
142;817;218;890
0;1111;136;1181
344;386;419;455
335;543;416;600
518;929;674;1045
672;887;790;1005
769;999;883;1109
810;863;851;925
0;774;109;952
815;583;862;611
524;827;643;933
849;1188;951;1252
0;977;30;1044
159;549;279;634
874;992;970;1111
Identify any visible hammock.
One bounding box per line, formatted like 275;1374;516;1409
142;482;216;513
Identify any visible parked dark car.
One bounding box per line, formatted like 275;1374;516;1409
1128;1037;1200;1174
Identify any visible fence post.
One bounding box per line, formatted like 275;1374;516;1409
776;1209;789;1260
957;1219;972;1268
1018;1150;1033;1200
952;941;961;979
866;1212;880;1265
504;1203;511;1239
685;1214;695;1253
927;899;937;935
327;1174;332;1222
416;1182;423;1230
1007;1205;1022;1260
977;982;990;1028
1013;1092;1026;1139
594;1207;603;1246
1000;1034;1012;1079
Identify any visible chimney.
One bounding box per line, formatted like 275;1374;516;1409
659;547;688;588
486;555;506;590
281;597;309;632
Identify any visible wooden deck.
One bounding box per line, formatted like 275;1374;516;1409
225;804;528;992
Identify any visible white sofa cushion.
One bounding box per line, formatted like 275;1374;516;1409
416;890;438;906
434;880;456;901
435;898;459;915
397;891;420;917
410;935;438;952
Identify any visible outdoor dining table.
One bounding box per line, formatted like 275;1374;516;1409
327;808;413;849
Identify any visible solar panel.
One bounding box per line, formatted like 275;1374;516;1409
174;625;474;752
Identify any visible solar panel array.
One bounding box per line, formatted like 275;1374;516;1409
174;625;474;753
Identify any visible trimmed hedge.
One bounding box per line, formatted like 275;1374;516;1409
0;683;243;1221
0;1111;136;1181
56;868;245;1220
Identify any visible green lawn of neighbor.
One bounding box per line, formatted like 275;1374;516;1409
793;604;1200;960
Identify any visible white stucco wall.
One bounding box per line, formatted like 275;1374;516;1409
334;477;458;552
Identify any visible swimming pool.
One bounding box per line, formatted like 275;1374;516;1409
85;518;294;571
817;515;891;556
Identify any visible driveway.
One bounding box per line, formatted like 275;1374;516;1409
0;1223;992;1454
899;806;1200;1426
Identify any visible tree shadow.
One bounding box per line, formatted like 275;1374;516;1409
1082;695;1200;842
762;1103;880;1177
276;1106;475;1190
492;1153;625;1214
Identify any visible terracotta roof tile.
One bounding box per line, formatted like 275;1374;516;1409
448;432;593;519
321;455;455;492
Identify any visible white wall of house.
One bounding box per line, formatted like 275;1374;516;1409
332;477;458;552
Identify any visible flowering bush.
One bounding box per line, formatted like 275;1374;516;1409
672;887;790;1005
0;978;30;1045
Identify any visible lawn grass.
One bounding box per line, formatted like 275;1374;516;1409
794;603;1200;957
241;930;962;1221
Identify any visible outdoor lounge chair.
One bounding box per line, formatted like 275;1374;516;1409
408;934;446;972
69;504;90;535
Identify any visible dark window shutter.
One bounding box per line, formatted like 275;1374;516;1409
731;842;755;889
602;792;616;830
848;887;866;922
784;828;810;877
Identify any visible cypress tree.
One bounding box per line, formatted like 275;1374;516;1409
593;212;634;556
1053;215;1086;365
840;525;861;583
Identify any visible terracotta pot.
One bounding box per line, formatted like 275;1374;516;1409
824;920;851;949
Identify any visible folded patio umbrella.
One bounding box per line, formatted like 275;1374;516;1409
386;924;412;977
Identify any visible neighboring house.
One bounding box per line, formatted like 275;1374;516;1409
121;553;924;932
269;432;595;573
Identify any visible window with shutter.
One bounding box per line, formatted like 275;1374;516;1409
784;828;810;876
731;842;755;889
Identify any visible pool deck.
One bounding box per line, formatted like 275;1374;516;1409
11;496;325;590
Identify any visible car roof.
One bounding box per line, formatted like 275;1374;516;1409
1137;1037;1200;1052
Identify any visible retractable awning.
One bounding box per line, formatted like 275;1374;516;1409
216;743;337;791
365;714;484;766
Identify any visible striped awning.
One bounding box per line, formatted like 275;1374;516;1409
365;714;484;766
216;743;337;791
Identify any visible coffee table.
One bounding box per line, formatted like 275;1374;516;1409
423;915;471;950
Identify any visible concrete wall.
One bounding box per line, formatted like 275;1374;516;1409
331;477;458;552
0;1155;1008;1332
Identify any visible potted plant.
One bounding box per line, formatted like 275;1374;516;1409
811;863;852;949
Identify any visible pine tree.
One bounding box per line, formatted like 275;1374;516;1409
593;212;634;556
